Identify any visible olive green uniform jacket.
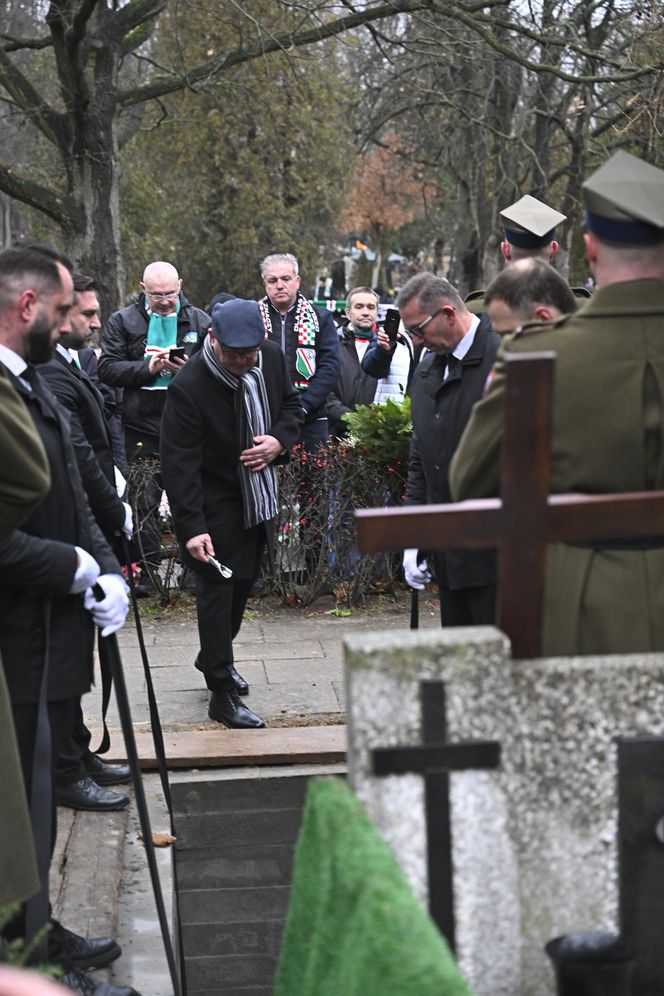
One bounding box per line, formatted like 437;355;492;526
0;364;50;905
450;279;664;657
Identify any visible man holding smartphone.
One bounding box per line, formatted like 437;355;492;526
99;261;210;592
326;287;414;438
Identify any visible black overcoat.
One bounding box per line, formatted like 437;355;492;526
160;343;303;581
405;315;499;589
40;351;124;537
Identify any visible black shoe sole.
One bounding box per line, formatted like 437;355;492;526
207;709;265;729
56;796;130;812
54;941;122;971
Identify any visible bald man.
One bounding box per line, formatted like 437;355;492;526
99;261;210;591
484;258;578;335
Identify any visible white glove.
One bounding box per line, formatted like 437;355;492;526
70;547;101;594
114;465;127;498
121;501;133;540
403;548;432;590
84;573;129;637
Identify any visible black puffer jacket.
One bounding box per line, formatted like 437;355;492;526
98;293;210;439
326;328;379;438
261;296;339;422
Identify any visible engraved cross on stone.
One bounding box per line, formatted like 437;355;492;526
372;679;500;950
357;352;664;658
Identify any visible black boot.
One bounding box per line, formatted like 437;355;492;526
84;752;131;785
208;690;265;728
49;920;121;970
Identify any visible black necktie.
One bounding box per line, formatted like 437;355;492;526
22;363;41;392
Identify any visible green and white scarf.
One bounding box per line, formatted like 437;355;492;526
142;301;180;390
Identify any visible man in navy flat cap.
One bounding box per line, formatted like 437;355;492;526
160;300;303;727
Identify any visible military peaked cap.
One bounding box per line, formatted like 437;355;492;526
582;150;664;246
500;194;566;249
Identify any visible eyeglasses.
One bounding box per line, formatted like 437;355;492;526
220;347;260;360
146;289;179;300
404;307;445;337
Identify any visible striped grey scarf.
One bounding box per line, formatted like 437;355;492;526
202;336;279;528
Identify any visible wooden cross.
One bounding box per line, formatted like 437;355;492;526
356;352;664;658
372;679;500;950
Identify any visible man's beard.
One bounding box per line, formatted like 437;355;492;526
25;314;56;365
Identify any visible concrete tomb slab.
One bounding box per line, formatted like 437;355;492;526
344;625;664;995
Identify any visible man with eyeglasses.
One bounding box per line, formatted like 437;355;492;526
397;272;500;627
99;261;210;592
160;299;303;726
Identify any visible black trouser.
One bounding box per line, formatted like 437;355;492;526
55;699;92;787
4;697;77;943
194;575;255;692
438;583;497;627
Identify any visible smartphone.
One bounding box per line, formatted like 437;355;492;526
169;347;186;361
383;309;400;342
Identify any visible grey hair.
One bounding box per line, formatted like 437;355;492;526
260;253;299;278
397;272;465;313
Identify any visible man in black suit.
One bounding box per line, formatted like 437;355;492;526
398;273;500;626
41;272;133;813
0;246;136;996
160;299;303;728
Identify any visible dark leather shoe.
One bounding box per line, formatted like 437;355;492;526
49;920;121;970
229;665;249;695
208;690;265;728
59;968;141;996
194;653;249;695
56;776;129;812
84;753;131;786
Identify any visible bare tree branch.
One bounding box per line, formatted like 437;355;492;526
0;47;63;146
1;34;53;53
0;165;75;225
117;0;437;106
112;0;169;37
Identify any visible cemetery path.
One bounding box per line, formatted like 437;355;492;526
51;590;440;996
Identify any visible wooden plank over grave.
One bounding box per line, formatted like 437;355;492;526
356;352;664;658
98;724;346;768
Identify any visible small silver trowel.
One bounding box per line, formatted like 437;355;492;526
206;554;233;579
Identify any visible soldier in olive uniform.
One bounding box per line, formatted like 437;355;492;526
450;151;664;657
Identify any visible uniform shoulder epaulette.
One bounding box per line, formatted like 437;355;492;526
513;314;568;338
